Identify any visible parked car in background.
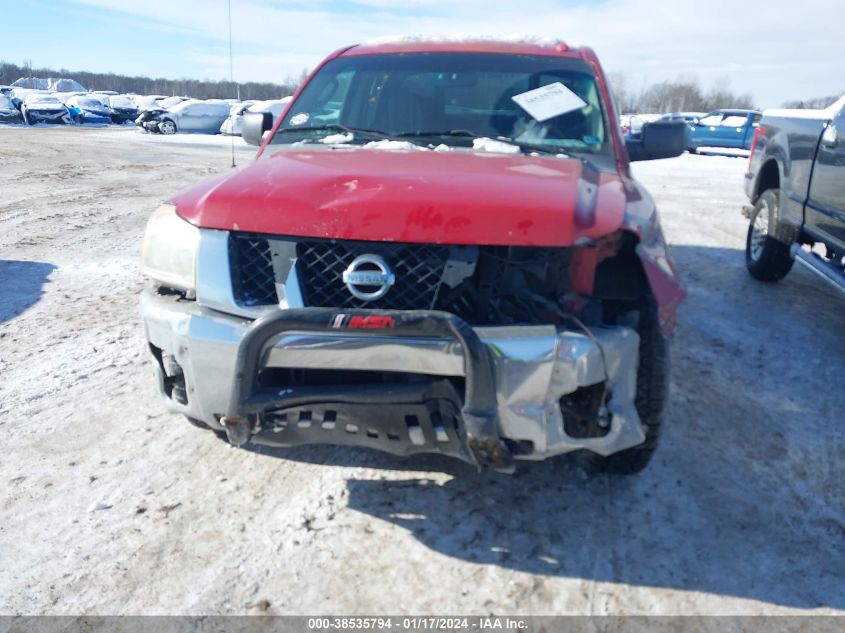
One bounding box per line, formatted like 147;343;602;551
52;91;87;105
143;99;231;134
89;91;119;106
66;95;112;124
661;111;705;123
219;101;255;135
134;95;167;110
0;94;23;123
11;87;49;109
743;95;845;292
687;109;761;153
0;85;13;96
21;94;70;125
219;97;291;135
108;95;140;124
157;96;190;110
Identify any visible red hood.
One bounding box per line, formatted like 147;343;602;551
171;147;627;246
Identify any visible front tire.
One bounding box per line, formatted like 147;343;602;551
158;119;177;135
745;188;795;282
575;299;669;475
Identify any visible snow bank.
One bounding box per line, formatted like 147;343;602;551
12;77;87;92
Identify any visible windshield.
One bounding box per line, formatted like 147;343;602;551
78;99;103;108
160;97;185;108
110;96;134;108
29;96;60;104
272;52;610;156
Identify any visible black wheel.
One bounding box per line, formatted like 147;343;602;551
575;299;669;475
745;188;795;282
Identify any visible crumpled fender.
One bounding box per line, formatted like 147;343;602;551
621;180;686;338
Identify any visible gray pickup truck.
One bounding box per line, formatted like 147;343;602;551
743;95;845;292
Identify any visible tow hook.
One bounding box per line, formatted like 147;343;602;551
468;436;515;474
221;415;252;447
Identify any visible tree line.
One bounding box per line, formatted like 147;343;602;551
0;60;306;100
608;74;842;113
608;74;756;114
781;94;841;109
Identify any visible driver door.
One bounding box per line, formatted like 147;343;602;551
806;103;845;251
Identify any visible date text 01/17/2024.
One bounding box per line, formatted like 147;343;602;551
307;617;529;631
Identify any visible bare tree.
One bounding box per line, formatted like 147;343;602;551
607;72;636;113
608;74;758;114
782;94;842;109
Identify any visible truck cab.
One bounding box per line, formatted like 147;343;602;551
743;95;845;291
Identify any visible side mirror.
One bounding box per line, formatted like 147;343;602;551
243;112;274;146
626;120;687;161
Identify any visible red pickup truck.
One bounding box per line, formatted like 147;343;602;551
140;38;686;474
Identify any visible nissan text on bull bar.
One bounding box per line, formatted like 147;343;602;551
140;38;686;474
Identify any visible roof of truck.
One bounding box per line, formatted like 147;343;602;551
341;37;581;59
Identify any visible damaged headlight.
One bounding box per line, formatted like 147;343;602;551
141;204;199;293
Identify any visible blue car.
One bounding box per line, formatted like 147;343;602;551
66;95;113;125
687;109;761;153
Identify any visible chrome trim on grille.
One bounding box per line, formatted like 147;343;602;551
196;229;276;319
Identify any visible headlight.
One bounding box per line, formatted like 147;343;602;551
141;203;200;292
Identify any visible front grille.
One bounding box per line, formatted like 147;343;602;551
296;240;449;310
229;236;277;305
229;233;572;325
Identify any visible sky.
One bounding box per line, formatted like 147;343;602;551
3;0;843;108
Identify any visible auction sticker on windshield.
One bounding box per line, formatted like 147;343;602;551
511;82;587;122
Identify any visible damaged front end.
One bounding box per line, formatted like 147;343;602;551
141;215;677;470
135;109;166;133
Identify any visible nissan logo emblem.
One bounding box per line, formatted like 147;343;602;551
342;254;396;301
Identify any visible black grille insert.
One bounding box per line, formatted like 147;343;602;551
295;240;450;310
229;234;572;325
229;236;277;306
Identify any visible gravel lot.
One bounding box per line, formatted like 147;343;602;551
1;126;843;615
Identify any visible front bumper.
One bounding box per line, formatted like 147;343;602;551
27;110;69;124
111;108;139;122
141;290;645;468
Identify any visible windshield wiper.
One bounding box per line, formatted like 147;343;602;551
393;129;567;156
279;125;576;157
277;124;392;139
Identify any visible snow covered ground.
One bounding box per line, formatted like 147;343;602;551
0;127;843;615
